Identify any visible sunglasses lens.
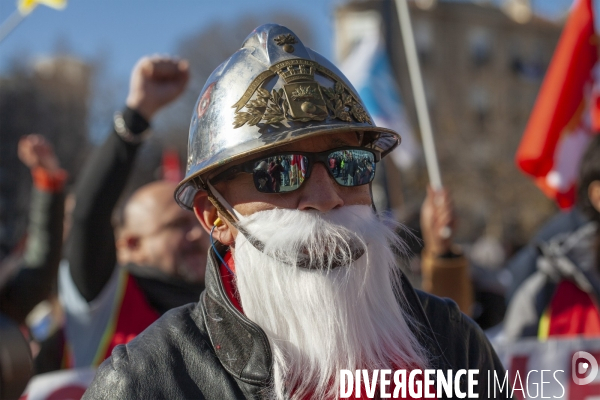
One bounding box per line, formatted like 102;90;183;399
251;149;375;193
328;150;375;187
252;155;309;193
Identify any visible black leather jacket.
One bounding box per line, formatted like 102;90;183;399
84;249;510;399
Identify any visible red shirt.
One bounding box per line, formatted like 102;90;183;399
544;279;600;338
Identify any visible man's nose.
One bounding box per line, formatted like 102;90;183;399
297;163;344;212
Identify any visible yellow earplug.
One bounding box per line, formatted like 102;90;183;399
214;217;223;227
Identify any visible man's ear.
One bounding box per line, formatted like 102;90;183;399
115;231;140;265
115;232;140;250
192;191;235;246
588;180;600;213
125;236;140;250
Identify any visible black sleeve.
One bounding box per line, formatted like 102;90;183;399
67;108;149;302
0;188;65;324
504;244;540;302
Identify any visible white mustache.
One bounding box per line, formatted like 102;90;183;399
236;207;374;270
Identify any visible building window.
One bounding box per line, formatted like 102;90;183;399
424;80;436;109
468;27;492;67
509;40;546;82
469;86;490;123
414;19;433;64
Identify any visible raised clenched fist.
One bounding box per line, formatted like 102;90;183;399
125;56;190;120
18;134;60;172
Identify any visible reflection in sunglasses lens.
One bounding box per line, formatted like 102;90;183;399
278;155;307;193
253;155;308;193
252;150;375;193
330;150;375;188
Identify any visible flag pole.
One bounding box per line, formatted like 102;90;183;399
0;10;26;44
394;0;442;190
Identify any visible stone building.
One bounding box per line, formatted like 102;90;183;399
335;0;562;246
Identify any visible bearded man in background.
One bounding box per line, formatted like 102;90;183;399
84;24;506;399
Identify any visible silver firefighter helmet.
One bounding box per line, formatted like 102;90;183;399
175;23;401;209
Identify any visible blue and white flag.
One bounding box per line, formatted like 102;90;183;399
340;29;420;170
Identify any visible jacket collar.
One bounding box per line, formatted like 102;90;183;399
202;246;272;386
201;245;452;387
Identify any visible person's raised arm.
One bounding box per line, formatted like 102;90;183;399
67;56;189;302
420;186;473;314
0;135;67;323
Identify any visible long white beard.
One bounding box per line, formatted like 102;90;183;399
233;205;429;400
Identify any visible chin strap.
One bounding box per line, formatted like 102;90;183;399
205;181;241;226
204;181;267;254
369;182;378;214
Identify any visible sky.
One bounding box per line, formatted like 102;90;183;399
0;0;576;141
0;0;575;78
0;0;337;79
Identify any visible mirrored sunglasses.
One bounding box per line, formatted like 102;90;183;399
210;147;380;194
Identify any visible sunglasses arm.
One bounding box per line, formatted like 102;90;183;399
206;181;242;225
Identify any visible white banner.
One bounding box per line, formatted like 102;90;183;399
19;368;95;400
493;337;600;399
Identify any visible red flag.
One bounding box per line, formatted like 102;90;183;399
161;148;182;183
516;0;599;209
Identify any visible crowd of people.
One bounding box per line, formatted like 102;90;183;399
0;23;599;399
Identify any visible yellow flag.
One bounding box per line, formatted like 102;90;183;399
17;0;67;15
